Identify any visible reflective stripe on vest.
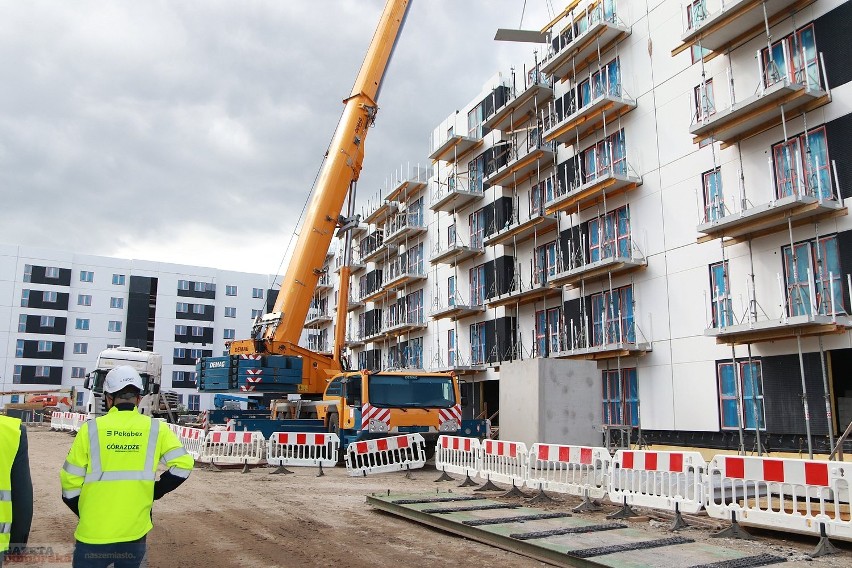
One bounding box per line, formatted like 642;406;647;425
84;417;159;484
0;523;9;534
0;490;10;501
161;447;187;463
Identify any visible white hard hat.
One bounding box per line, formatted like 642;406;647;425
104;365;144;394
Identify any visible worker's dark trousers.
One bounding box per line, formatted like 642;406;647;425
72;537;146;568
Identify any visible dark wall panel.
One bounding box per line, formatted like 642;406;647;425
15;366;62;385
759;352;829;436
814;1;852;90
825;112;852;201
29;266;71;286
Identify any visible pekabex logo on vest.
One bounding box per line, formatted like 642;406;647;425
105;430;144;452
105;430;143;437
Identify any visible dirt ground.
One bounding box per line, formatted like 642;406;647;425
19;426;852;568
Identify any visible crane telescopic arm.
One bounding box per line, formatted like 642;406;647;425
229;0;412;393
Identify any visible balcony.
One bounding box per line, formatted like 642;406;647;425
429;293;486;321
544;86;636;146
315;276;333;293
483;139;556;188
545;163;642;214
704;270;852;345
432;352;487;375
429;240;484;266
430;175;485;213
552;320;652;361
429;134;483;164
483;80;554;133
304;309;332;327
541;5;631;81
334;254;366;274
307;338;331;355
383;313;427;338
360;237;389;264
697;164;846;244
382;261;427;292
383;212;426;246
359;286;388;304
384;164;431;203
484;210;558;247
549;234;647;288
486;267;562;308
345;333;365;348
347;295;365;312
689;64;828;148
362;199;399;226
672;0;817;59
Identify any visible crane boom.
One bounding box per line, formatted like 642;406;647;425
229;0;412;391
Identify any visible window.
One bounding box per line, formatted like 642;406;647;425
530;177;554;216
702;169;723;222
693;79;715;122
535;307;562;356
45;266;60;279
470;265;487;306
15;340;24;357
112;274;126;286
75;318;90;331
589;206;631;262
174;348;186;358
467;101;485;138
251;309;263;319
448;224;457;246
590;285;634;346
252;288;263;299
224;329;235;340
43;291;57;303
18;315;27;332
709;262;733;327
20;290;29;307
35;366;50;378
23;264;32;282
194;281;206;292
224;307;237;318
75;391;85;407
73;343;88;355
470;322;488;365
406;243;424;275
40;315;55;328
189;348;204;359
685;0;708;31
772;126;831;200
448;330;456;366
37;340;52;352
80;270;94;283
467;153;486;193
718;361;765;430
602;368;639;426
78;294;92;306
191;304;205;314
178;280;190;290
447;276;456;307
175;325;187;335
13;365;22;383
581;129;625;183
176;302;189;313
107;344;119;349
71;367;86;379
533;241;558;285
188;395;200;412
761;24;818;89
469;208;486;248
108;321;122;332
406;289;424;325
110;297;124;309
225;285;237;296
173;370;196;383
578;58;620;108
783;235;843;316
191;326;204;337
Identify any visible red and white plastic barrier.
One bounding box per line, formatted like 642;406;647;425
706;455;851;541
345;434;426;476
527;444;611;499
435;435;481;478
609;450;707;514
198;430;266;465
176;426;206;460
49;412;63;431
268;432;340;468
70;413;86;432
480;440;528;488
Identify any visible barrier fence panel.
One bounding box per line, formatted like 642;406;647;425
480;439;529;487
49;412;62;431
609;450;707;514
268;432;340;468
178;426;206;460
71;413;86;432
706;455;851;542
198;431;266;465
527;444;611;499
62;412;74;432
345;434;426;477
435;435;481;478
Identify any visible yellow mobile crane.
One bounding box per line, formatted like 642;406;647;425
200;0;467;448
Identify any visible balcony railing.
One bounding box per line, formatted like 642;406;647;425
541;1;631;81
544;75;636;145
305;308;332;327
545;156;642;214
429;237;484;266
315;274;333;292
483;75;554;133
695;158;844;243
484;186;559;247
551;314;652;361
384;163;432;203
428;133;483;164
673;0;817;58
704;270;852;345
486;261;562;308
430;174;486;213
483;134;556;188
383;211;426;246
382;258;426;291
689;54;829;147
429;290;486;321
549;230;648;288
431;349;487;373
383;310;427;337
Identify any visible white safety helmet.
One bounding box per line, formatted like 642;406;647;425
104;365;145;395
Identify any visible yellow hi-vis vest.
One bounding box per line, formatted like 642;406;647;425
59;407;193;544
0;415;22;552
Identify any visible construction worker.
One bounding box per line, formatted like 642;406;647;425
60;366;193;568
0;413;33;567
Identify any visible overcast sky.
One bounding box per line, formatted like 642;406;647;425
0;0;554;275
